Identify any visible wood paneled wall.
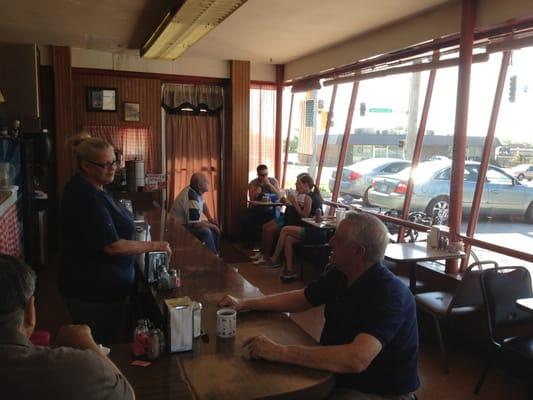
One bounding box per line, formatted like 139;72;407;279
52;46;74;196
72;70;162;172
224;60;250;237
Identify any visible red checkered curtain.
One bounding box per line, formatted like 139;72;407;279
84;125;155;172
249;87;276;181
0;203;21;256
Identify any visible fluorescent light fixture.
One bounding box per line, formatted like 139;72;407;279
141;0;248;60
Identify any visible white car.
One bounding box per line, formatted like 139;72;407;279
510;164;533;181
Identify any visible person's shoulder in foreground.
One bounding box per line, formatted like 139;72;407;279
2;330;134;400
0;254;135;400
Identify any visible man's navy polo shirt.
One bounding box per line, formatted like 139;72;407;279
304;263;420;396
58;175;136;302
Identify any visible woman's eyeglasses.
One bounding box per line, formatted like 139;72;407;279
85;159;119;169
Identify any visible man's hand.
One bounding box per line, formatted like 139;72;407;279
55;324;98;350
242;335;284;362
218;294;246;311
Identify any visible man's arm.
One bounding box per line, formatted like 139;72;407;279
244;333;382;374
248;182;262;201
55;325;136;400
219;289;312;313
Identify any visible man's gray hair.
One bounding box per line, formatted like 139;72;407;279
342;211;390;264
190;172;207;188
0;254;36;329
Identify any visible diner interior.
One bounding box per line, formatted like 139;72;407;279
1;0;533;399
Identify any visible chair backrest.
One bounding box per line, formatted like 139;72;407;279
480;266;533;341
449;261;498;310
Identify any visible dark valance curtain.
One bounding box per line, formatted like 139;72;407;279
162;84;224;115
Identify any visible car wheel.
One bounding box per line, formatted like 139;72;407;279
426;196;449;225
517;173;525;181
525;202;533;224
362;187;372;206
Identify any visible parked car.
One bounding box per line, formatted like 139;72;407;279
510;164;533;181
328;158;410;204
367;160;533;223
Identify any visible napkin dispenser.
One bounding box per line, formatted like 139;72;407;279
165;297;193;353
428;225;448;248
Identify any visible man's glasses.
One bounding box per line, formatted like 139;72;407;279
85;159;119;169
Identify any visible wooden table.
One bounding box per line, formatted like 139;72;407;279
385;242;465;293
301;216;337;230
516;298;533;313
111;207;334;400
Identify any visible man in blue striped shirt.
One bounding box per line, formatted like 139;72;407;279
170;173;220;254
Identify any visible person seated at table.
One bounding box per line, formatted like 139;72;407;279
220;212;419;400
267;182;324;281
0;254;135;400
253;174;320;266
242;164;282;248
170;172;220;255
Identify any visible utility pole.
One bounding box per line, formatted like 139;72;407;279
405;70;421;160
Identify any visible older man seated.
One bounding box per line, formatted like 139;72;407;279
0;254;135;400
220;212;419;400
170;172;220;254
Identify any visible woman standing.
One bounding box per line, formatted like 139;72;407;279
57;137;171;344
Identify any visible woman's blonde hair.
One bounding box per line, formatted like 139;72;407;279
74;136;113;167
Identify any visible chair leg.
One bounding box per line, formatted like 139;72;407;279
432;315;448;373
474;358;491;395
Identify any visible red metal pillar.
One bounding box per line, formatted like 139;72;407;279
281;93;294;189
398;52;439;242
274;65;284;181
461;50;511;271
315;85;338;187
446;0;477;274
330;82;359;214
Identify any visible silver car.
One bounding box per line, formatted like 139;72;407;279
367;160;533;223
328;158;410;204
510;164;533;181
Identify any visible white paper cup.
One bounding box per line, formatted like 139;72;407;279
335;208;346;226
216;308;237;338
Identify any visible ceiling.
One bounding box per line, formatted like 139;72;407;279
0;0;451;64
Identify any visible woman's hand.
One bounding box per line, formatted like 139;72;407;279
152;241;172;260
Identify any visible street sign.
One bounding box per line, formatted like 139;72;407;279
369;108;393;113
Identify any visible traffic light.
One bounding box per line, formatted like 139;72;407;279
360;102;366;116
509;75;517;103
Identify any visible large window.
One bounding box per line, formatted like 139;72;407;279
249;85;276;182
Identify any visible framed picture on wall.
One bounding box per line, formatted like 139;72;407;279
124;102;140;122
87;87;117;112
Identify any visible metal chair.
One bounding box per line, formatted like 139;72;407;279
415;260;499;372
474;266;533;397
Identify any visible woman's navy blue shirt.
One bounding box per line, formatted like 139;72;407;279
58;175;136;302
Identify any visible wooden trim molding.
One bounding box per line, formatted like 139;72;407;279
72;67;228;86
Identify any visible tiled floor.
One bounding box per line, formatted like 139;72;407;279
34;242;528;400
